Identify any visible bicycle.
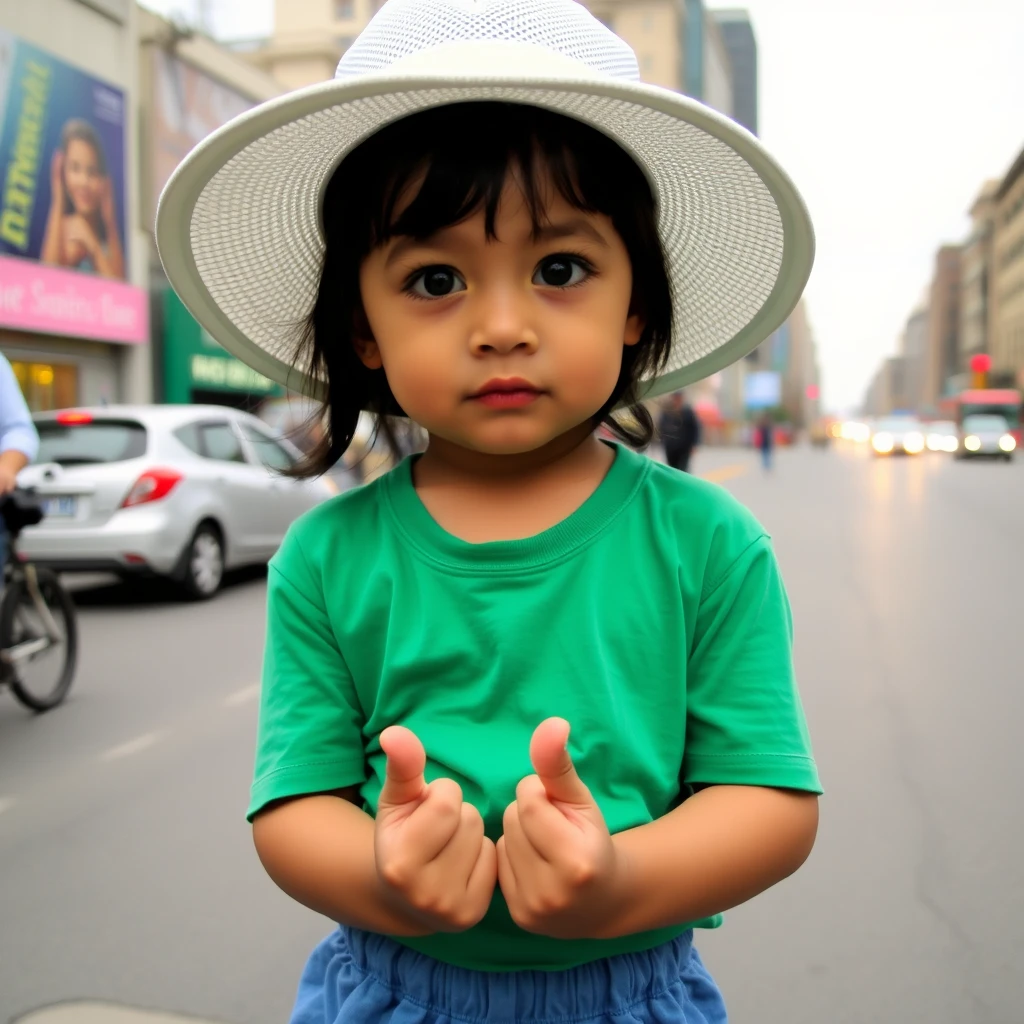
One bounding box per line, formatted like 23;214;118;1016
0;489;78;712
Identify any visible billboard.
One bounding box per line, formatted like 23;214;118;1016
744;371;782;410
148;50;254;227
0;30;128;280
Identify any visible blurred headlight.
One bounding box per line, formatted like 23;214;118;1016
873;433;894;453
927;434;941;451
942;437;959;453
999;435;1016;452
965;436;981;452
904;433;925;453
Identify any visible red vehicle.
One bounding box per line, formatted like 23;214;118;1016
940;389;1022;444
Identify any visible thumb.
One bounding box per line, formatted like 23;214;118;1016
378;725;427;809
529;718;592;806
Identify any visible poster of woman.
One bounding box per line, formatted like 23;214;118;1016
0;30;128;281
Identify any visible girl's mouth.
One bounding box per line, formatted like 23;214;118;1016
469;378;543;409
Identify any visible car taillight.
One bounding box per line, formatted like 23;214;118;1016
56;410;93;425
121;468;183;508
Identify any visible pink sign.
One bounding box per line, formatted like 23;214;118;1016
0;254;148;345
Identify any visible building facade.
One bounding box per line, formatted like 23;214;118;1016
244;0;382;90
900;301;929;414
960;180;999;367
0;0;151;411
712;9;757;135
137;5;286;410
921;245;962;413
990;144;1024;390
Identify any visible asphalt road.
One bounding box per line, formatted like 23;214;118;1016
1;443;1022;1024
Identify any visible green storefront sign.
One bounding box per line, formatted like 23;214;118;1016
163;289;283;403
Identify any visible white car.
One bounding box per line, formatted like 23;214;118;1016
16;405;338;598
926;420;959;453
957;414;1017;462
870;418;926;456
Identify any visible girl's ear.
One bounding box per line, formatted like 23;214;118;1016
624;311;646;348
352;306;383;369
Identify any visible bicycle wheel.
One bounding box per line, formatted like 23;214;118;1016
1;567;78;712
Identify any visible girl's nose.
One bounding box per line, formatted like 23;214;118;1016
468;291;539;357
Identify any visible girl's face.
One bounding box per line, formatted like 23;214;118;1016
357;169;644;456
64;138;102;216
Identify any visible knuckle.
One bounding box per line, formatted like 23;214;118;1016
502;803;518;831
565;857;598;887
378;857;411;890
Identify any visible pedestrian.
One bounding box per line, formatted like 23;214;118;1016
658;391;701;472
757;413;775;471
157;2;821;1022
0;353;40;578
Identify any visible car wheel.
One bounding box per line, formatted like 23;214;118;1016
178;524;225;600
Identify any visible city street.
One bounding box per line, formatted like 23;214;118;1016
1;444;1022;1024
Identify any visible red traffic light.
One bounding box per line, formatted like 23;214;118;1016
805;384;820;401
969;353;991;374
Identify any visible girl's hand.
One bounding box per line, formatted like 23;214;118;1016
374;726;497;932
64;215;101;259
497;719;627;939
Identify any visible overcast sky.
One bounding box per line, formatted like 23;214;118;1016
143;0;1024;413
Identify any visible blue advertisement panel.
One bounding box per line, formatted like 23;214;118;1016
0;30;128;280
744;371;782;409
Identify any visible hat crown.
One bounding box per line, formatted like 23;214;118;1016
335;0;640;82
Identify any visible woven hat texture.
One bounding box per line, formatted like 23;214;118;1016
158;0;814;400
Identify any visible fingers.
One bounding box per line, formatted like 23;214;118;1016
378;725;427;809
529;718;593;806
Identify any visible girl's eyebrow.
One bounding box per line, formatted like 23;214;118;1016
533;218;607;247
384;217;607;268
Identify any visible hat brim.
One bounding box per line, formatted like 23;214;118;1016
157;70;814;403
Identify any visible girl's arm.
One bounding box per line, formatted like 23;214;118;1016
40;151;65;266
599;784;818;939
253;790;435;937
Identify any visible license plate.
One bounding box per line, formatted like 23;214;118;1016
41;497;78;518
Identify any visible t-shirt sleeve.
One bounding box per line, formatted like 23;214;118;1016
247;528;367;821
682;534;822;794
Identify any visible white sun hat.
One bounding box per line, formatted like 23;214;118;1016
156;0;814;402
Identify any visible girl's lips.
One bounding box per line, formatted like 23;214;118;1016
473;389;540;409
469;377;543;409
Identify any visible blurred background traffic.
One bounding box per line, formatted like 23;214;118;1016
1;2;1023;1024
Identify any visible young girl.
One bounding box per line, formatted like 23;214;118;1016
158;1;821;1020
41;119;125;280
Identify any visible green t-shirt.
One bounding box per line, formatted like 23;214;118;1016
249;444;821;972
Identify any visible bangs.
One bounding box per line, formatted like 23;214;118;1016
329;102;655;251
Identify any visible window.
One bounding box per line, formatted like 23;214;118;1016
242;426;295;472
334;0;355;19
36;420;147;466
173;423;203;456
199;423;246;463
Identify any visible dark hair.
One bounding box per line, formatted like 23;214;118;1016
60;118;108;240
294;101;672;478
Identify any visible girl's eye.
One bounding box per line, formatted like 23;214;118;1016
533;255;592;288
408;266;466;298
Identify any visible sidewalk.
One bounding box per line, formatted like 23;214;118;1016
14;1005;225;1024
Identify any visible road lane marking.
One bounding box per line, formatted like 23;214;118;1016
0;797;15;816
224;683;260;707
100;732;160;762
700;464;749;484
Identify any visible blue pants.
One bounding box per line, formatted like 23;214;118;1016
291;927;727;1023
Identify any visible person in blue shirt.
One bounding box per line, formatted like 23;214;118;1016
0;354;40;570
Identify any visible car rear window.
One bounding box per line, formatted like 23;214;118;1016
36;420;147;466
